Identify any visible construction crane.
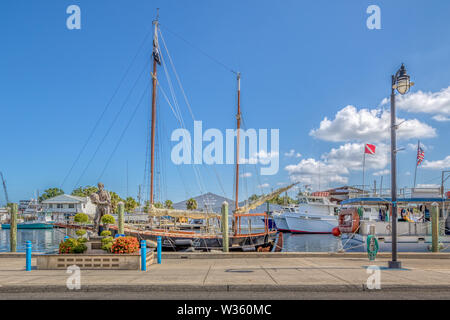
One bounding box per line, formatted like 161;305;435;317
0;172;9;206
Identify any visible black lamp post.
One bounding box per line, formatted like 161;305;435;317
389;64;414;269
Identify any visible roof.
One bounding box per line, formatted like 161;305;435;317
41;194;88;204
341;197;449;205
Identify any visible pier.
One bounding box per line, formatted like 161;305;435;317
0;252;449;299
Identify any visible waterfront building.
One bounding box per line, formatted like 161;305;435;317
41;194;97;220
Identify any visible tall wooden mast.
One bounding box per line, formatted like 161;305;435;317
150;15;159;205
235;72;241;211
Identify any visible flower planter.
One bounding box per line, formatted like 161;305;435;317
37;252;154;270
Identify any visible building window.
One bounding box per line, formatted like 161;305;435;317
68;204;74;209
57;204;63;209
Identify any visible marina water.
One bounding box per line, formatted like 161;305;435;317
1;229;448;253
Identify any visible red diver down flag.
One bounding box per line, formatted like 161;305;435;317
365;144;376;155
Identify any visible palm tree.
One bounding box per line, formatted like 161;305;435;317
186;198;197;210
164;200;173;209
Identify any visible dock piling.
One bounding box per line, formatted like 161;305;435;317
25;240;32;271
140;240;147;271
118;202;125;234
10;203;17;252
431;202;439;252
157;236;162;264
221;201;229;252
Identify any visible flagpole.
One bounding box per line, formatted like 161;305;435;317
362;147;366;194
413;140;419;189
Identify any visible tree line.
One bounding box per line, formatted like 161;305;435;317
38;186;200;213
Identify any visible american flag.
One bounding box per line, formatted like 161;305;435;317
417;146;425;166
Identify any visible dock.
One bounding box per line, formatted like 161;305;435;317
0;252;449;299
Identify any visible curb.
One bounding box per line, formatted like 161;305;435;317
161;252;450;260
0;284;449;293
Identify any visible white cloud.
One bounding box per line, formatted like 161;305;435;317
240;172;252;178
388;86;450;117
432;115;450;122
324;143;390;171
284;149;295;157
407;142;429;151
285;158;349;189
284;149;302;158
310;105;436;142
258;183;270;188
373;169;390;176
241;150;279;165
422;155;450;170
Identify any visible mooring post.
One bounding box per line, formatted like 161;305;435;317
25;240;32;271
10;203;17;252
140;240;147;271
431;202;439;252
118;201;125;234
221;201;229;252
157;236;162;264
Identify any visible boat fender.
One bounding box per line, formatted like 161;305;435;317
174;239;193;247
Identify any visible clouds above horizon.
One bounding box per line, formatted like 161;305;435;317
381;86;450;120
309;105;436;142
422;155;450;170
285;143;390;189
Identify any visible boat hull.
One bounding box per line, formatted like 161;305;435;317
273;216;289;232
284;214;338;234
2;223;54;229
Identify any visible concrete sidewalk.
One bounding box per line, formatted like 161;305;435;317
0;255;449;294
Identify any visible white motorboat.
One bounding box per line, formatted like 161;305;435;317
277;194;339;234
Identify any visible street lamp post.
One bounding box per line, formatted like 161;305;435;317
389;64;414;269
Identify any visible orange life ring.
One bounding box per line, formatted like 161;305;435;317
338;209;360;234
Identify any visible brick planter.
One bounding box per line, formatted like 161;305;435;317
37;252;154;270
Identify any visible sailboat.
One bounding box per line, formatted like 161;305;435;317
110;14;295;251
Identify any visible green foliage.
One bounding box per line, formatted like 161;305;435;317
59;238;87;254
39;188;64;202
153;202;164;209
101;214;116;225
109;191;123;213
75;229;86;237
101;236;114;252
164;200;173;209
186;198;198;210
124;197;138;213
100;230;111;237
78;237;87;243
101;236;114;245
71;185;98;197
102;242;113;252
74;213;89;224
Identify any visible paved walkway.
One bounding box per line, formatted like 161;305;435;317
0;255;449;295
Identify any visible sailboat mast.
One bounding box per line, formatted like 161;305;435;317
235;72;241;210
150;17;159;205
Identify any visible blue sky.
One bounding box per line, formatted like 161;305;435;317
1;0;449;204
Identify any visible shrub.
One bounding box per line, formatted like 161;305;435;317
59;238;87;254
101;214;116;225
102;242;113;252
101;236;113;245
74;213;89;224
75;229;86;237
111;236;139;254
100;230;111;237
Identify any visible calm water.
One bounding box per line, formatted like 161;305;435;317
1;228;448;253
0;228;74;253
